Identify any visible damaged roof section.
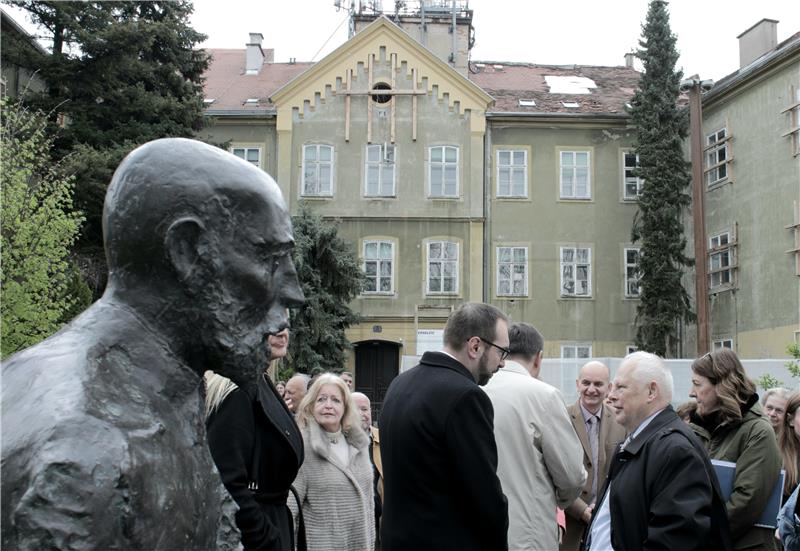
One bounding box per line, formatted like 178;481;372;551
469;62;640;115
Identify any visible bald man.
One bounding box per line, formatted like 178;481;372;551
283;374;309;414
352;392;383;540
561;361;625;551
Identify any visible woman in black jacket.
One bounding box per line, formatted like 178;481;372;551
206;329;304;551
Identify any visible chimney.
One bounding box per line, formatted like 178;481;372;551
737;19;778;69
246;32;264;74
624;52;635;69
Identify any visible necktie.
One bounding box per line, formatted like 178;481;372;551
587;415;600;503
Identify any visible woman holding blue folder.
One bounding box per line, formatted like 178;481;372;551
689;349;782;551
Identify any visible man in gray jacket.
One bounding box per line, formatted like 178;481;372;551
484;323;586;551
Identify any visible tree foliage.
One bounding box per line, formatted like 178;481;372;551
628;0;694;357
8;0;210;256
1;98;87;358
286;205;365;375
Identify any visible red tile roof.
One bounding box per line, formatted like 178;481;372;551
202;49;312;113
202;49;641;116
469;61;640;115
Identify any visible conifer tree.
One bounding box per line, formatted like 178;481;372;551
286;204;365;375
628;0;694;357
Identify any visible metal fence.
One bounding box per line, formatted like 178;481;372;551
401;355;797;407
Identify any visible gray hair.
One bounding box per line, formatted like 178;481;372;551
762;387;792;405
623;351;673;403
507;323;543;361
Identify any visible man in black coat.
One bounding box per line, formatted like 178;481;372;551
584;352;732;551
380;302;510;551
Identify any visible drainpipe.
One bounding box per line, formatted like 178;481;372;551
483;121;492;302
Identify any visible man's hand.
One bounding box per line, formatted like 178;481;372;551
581;504;594;525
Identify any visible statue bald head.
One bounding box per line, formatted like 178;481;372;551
101;138;304;386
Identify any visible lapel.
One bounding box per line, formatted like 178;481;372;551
570;401;592;462
256;374;304;466
598;404;615;466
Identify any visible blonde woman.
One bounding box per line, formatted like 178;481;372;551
290;373;375;551
205;328;305;551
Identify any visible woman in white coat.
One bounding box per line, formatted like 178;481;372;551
290;373;375;551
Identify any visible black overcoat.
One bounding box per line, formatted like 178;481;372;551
207;375;304;551
586;406;732;551
379;351;508;551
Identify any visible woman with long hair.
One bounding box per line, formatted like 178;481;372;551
205;328;305;551
780;393;800;499
779;393;800;550
290;373;375;551
689;348;782;551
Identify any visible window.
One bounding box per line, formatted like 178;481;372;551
497;246;528;296
785;86;800;156
560;151;591;199
704;128;730;186
626;345;638;355
624;248;641;298
231;147;261;168
362;240;394;294
429;146;459;198
427;241;458;294
302;144;333;196
713;339;733;350
497;149;527;198
709;231;736;289
623;151;643;199
365;144;395;197
561;344;592;359
560;247;591;297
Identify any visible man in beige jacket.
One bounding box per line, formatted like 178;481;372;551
484;323;586;551
561;361;626;551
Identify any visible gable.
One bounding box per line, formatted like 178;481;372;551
269;16;493;120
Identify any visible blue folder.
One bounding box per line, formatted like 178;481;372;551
711;459;784;529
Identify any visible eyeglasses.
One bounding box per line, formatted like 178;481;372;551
479;337;510;361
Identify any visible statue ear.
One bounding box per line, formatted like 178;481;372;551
165;217;205;284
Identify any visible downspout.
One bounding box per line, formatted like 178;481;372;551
483;121;492;302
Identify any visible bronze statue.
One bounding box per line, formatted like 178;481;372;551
1;138;304;549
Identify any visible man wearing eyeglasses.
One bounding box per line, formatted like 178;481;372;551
484;323;587;551
380;302;510;551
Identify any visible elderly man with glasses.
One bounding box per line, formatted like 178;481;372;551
380;302;510;551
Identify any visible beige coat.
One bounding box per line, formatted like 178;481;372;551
560;401;626;551
483;361;587;551
290;420;375;551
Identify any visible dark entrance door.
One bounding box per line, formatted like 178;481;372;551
354;340;400;424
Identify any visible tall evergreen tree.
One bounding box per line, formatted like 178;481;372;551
628;0;694;357
287;205;365;375
7;1;210;292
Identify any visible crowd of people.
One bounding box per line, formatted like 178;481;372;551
204;302;799;551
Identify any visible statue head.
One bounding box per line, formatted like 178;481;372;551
102;138;304;387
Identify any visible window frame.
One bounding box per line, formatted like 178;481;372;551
301;143;334;197
559;149;592;200
230;146;262;168
622;149;644;200
364;143;396;198
708;229;737;291
496;246;528;297
704;128;731;188
623;247;642;298
560;246;592;297
361;239;395;295
428;145;460;199
426;240;459;295
713;339;734;350
561;343;593;359
496;148;528;198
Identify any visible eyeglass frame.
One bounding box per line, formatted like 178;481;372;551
478;337;510;361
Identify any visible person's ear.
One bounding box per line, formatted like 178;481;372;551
467;336;482;359
165;217;205;284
